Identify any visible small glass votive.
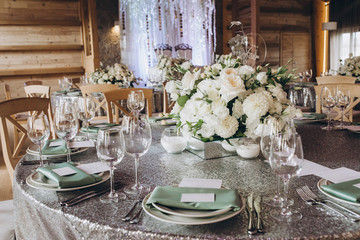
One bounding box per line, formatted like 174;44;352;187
236;138;260;159
161;128;187;154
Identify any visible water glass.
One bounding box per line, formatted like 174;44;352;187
320;86;336;130
76;96;96;140
335;88;350;129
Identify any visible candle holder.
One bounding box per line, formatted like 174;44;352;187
236;137;260;159
161;127;187;154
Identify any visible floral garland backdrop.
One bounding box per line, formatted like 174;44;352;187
338;54;360;79
90;63;139;87
165;54;302;141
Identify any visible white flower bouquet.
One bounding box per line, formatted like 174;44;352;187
338;54;360;78
90;63;138;87
166;54;302;141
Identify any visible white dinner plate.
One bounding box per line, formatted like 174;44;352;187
317;179;360;206
26;144;89;158
142;193;244;225
26;171;110;192
152;202;231;218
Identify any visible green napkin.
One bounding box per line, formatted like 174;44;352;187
36;162;102;188
321;178;360;203
81;123;119;133
303;113;327;120
146;186;242;211
41;139;68;155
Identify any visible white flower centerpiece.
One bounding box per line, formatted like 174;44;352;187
165;54;302;158
338;54;360;79
90;63;138;87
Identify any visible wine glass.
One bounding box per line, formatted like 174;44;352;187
54;100;79;162
269;133;303;222
305;69;312;82
260;117;295;207
320;86;336;130
97;127;126;202
76;96;96;140
127;90;145;118
335;87;350;129
121;114;152;196
26;114;51;167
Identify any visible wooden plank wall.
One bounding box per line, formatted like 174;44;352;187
0;0;84;101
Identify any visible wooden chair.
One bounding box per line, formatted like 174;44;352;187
79;84;120;122
0;98;51;183
3;84;11;100
103;88;153;124
316;76;356;85
314;84;360;122
24;80;42;86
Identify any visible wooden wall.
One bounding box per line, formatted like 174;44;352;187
0;0;89;101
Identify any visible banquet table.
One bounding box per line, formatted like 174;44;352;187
13;122;360;240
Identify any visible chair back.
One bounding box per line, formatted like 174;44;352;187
24;85;50;98
24;80;42;86
0;98;51;183
316;76;356;85
314;83;360;122
3;84;11;100
103;88;153;124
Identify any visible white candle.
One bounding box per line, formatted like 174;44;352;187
188;138;205;151
236;143;260;159
161;136;187;154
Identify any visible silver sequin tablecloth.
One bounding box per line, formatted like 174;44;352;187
14;123;360;239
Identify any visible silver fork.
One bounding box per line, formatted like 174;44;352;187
296;188;359;222
122;186;151;222
301;185;360;219
130;186;152;224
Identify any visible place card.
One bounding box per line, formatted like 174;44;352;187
93;124;109;128
353;183;360;189
181;193;214;203
49;141;64;147
179;178;222;189
317;167;360;184
52;167;77;176
298;159;331;177
69;141;95;148
77;162;110;174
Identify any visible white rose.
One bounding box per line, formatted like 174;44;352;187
238;65;255;76
211;63;223;75
181;71;200;90
102;73;109;80
219;68;246;102
256;72;268;84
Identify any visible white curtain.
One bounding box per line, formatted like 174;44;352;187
119;0;215;85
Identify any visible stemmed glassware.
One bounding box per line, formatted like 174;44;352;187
54;100;79;162
127;90;145;118
121;114;152;196
26;114;51;168
320;86;336;130
305;69;312;82
76;96;96;140
96;128;126;202
335;88;350;129
269;133;304;222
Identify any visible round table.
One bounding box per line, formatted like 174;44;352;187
13;123;360;239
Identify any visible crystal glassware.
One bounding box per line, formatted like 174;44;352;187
127;90;145;118
26;114;51;167
76;96;96;140
54;100;79;162
335;87;350;129
121;114;152;197
96;127;126;202
320;86;336;130
161;127;187;154
269;133;303;222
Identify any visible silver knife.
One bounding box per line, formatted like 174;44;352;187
254;196;264;234
246;193;257;235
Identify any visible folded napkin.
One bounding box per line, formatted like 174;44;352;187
41;139;68;155
36;162;102;188
321;178;360;203
81;123;119;133
146;186;242;211
302;113;327;120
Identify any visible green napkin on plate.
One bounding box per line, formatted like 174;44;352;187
321;178;360;203
302;113;327;120
36;162;102;188
81;123;119;133
146;186;242;211
41;139;68;155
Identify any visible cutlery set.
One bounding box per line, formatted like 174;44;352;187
122;186;151;224
245;193;264;235
296;185;360;222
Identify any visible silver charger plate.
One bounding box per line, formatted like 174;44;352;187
26;144;89;159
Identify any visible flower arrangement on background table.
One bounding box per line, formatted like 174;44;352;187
338;54;360;79
165;54;302;142
90;63;139;87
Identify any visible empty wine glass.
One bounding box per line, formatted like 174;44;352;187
121;114;152;196
305;69;312;82
59;77;73;91
76;96;96;140
27;114;51;167
127;90;145;118
54;100;79;162
298;72;304;82
97;128;126;202
335;87;350;129
320;86;336;130
269;133;303;222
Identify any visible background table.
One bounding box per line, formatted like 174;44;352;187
14;123;360;239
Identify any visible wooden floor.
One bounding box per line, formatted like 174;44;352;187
0;158;13;201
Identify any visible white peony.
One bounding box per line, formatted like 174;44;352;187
215;115;239;139
232;99;244;119
211;99;229;119
219;68;246;103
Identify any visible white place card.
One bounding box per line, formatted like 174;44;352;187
69;141;95;148
317;167;360;184
49;141;64;147
77;162;110;174
179;178;222;189
52;167;77;176
344;125;360;132
181;193;214;203
353;183;360;189
298;159;331;177
93;124;109;128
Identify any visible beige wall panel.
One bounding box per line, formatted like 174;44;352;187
0;26;81;45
